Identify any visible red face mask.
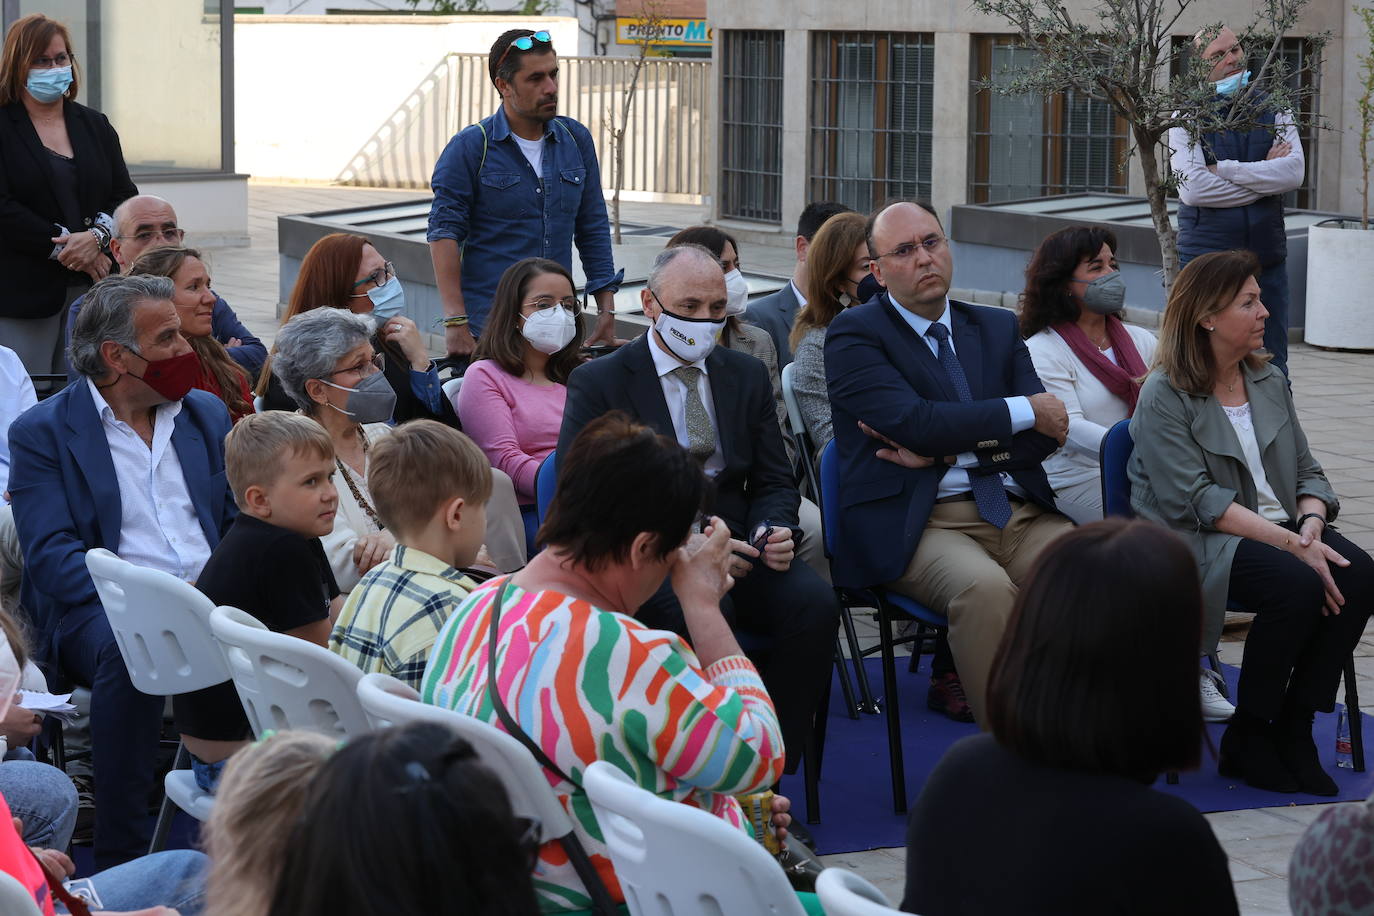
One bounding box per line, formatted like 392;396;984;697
129;349;200;402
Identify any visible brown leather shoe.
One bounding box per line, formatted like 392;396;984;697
927;671;975;723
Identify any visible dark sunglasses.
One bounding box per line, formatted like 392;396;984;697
496;30;552;72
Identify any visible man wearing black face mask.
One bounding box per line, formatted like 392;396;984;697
8;274;237;868
557;244;840;786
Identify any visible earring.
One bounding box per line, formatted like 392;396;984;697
838;293;852;308
1205;326;1216;332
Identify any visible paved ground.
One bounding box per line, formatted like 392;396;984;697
206;182;1374;915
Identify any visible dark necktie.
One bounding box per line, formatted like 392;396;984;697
925;321;1013;529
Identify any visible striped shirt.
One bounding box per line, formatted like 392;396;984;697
330;544;477;689
421;576;784;913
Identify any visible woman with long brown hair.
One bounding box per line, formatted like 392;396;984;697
128;246;255;421
456;258;583;510
1131;250;1374;796
257;232;455;427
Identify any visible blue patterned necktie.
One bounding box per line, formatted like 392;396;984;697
925;321;1013;529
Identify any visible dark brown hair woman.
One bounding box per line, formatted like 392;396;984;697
902;518;1238;916
457;258;583;507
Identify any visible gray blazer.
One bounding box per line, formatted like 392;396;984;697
744;282;801;367
726;320;796;466
1128;360;1339;650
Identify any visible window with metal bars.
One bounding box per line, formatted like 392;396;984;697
809;31;934;212
720;30;785;223
970;36;1130;203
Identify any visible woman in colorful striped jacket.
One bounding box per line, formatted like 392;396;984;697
421;412;790;913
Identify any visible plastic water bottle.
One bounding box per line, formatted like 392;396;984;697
1336;709;1354;769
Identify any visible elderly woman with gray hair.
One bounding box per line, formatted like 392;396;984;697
271;307;526;590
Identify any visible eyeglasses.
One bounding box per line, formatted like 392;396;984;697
351;261;396;294
326;353;384;378
875;236;948;262
522;295;581;315
33;52;72;69
118;227;184;245
495;30;552;72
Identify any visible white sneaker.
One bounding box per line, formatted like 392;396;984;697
1200;669;1236;722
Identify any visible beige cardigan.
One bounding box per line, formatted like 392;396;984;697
1127;360;1338;650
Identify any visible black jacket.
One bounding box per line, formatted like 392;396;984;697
0;99;136;319
557;333;800;538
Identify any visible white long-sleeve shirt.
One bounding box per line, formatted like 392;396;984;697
1168;111;1304;208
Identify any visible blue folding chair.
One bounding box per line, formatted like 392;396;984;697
535;451;559;527
1099;418;1365;773
818;441;951;813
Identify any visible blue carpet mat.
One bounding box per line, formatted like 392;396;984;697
781;657;1374;855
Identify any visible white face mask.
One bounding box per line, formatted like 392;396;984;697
723;268;749;316
521;306;577;355
650;290;724;363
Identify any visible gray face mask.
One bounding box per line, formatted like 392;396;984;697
319;369;397;424
1080;270;1126;315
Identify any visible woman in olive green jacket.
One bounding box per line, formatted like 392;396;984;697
1129;250;1374;798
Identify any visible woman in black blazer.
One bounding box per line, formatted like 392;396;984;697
0;14;136;382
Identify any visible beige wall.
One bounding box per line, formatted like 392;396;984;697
234;15;580;183
708;0;1360;228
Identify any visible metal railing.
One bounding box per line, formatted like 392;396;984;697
337;53;711;202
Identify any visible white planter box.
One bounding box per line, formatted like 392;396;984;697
1305;222;1374;350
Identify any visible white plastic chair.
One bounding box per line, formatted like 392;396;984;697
252;395;265;413
442;374;463;410
0;870;43;916
355;673;617;913
815;869;905;915
582;759;808;916
209;605;369;738
85;548;227;849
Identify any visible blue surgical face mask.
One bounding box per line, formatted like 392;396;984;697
1213;69;1251;97
366;275;405;320
26;66;72;104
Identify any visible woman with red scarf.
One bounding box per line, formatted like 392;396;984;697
1021;227;1155;524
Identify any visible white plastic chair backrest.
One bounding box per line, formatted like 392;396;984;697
582;760;808;916
252;395;265;413
815;869;905;916
208;605;369;738
780;362;807;437
84;547;230;696
355;672;575;842
0;870;43;916
442;375;463;408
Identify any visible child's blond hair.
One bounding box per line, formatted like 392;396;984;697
367;420;493;536
224;411;334;509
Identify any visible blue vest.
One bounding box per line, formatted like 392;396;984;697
1177;98;1287;267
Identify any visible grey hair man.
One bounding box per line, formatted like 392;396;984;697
9;273;237;869
65;195;266;377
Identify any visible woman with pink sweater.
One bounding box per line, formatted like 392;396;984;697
455;258;584;512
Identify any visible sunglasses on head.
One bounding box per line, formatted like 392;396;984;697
496;30;552;72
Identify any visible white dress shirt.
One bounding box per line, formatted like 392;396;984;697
648;333;726;477
0;347;37;495
1168;111;1303;208
790;280;808;307
888;299;1035;500
87;380;212;581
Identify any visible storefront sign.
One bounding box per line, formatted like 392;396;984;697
615;18;711;47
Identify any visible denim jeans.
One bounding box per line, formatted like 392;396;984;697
190;755;226;794
0;759;78;849
59;850;208;916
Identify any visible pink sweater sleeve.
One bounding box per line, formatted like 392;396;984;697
455;362;565;503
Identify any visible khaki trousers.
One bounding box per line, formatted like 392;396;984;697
885;498;1072;722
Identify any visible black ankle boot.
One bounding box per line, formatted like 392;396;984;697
1275;710;1339;796
1219;713;1300;793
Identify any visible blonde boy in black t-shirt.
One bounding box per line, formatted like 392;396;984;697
181;412;342;791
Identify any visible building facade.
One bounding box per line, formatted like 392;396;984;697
708;0;1356;236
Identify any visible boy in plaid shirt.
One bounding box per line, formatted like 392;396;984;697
330;420;493;687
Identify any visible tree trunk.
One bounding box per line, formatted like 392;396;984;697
612;128;624;245
1134;126;1180;291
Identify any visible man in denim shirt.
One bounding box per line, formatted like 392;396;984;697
427;29;623;356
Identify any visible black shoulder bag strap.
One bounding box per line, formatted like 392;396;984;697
486;579;619;916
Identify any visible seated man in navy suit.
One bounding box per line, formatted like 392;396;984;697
64;195;266;379
9;274;236;868
558;244;838;775
744;200;851;366
825;201;1072;722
